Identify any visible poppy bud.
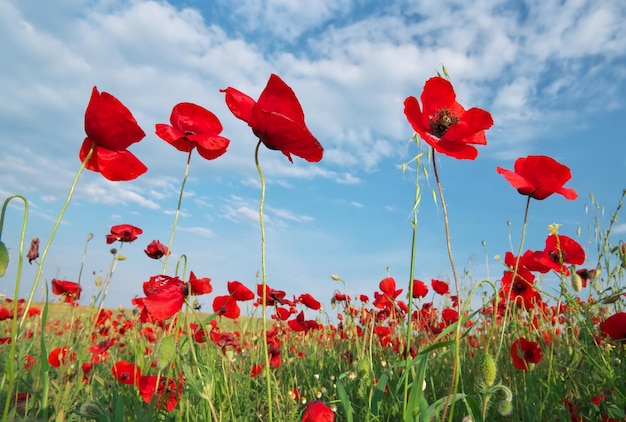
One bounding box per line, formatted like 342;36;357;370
479;352;497;387
0;241;8;277
570;271;582;292
27;237;39;264
94;274;102;287
497;399;513;416
330;274;341;281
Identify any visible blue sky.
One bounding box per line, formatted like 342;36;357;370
1;0;625;315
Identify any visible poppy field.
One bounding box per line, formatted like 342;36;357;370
1;69;626;422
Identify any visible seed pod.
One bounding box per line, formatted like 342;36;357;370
0;241;9;277
497;400;513;416
480;352;497;387
570;272;582;292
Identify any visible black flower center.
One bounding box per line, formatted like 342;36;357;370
549;250;565;263
429;108;459;138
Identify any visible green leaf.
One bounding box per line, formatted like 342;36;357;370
0;241;9;277
336;378;354;422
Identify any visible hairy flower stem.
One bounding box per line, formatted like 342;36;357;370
495;196;531;363
19;144;94;330
163;149;193;274
255;140;273;422
402;136;423;417
431;151;462;422
1;195;28;422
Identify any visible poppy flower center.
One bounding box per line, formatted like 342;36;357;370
549;250;565;263
513;282;527;293
429;108;459;138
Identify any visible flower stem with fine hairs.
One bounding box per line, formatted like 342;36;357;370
254;140;273;422
163;149;193;275
430;150;462;422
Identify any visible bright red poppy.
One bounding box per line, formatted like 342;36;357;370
48;346;77;368
510;337;543;371
106;224;143;244
212;295;240;319
111;360;140;385
155;102;230;160
51;279;82;304
228;281;255;301
411;279;429;298
599;312;626;343
496;155;577;200
188;271;212;295
288;310;321;333
136;374;182;412
403;77;493;160
431;279;450;295
221;74;323;163
500;267;539;309
79;86;147;181
302;400;335;422
144;240;169;259
539;234;585;275
139;275;188;321
298;293;321;310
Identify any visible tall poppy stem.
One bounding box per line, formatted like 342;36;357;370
163;149;193;274
431;150;462;422
254;140;273;422
402;135;423;417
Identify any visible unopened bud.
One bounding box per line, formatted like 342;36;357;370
570;272;582;292
497;400;513;416
480;353;497;387
330;274;341;281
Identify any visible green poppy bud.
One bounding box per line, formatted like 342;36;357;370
480;353;497;387
0;241;9;277
570;272;582;292
497;400;513;416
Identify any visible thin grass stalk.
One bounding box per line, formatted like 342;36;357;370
254;140;273;422
19;144;95;330
163;149;193;274
0;194;28;422
402;135;422;417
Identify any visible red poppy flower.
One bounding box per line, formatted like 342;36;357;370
136;374;182;412
298;293;321;310
221;74;323;163
412;279;429;298
431;279;450;295
302;400;335;422
496;155;577;200
188;271;212;295
539;234;585;275
144;240;169;259
228;281;255;301
510;337;543;371
155;102;230;161
139;275;188;321
213;295;240;319
500;267;539;309
257;284;289;306
79;86;147;181
288;311;321;333
51;279;82;304
403;77;493;160
112;360;140;385
250;364;263;378
0;305;12;321
599;312;626;343
48;346;77;368
106;224;143;244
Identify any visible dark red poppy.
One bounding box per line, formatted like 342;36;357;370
136;374;182;412
257;284;289;306
288;311;321;333
51;279;82;304
79;86;147;181
496;155;577;200
27;237;39;264
298;293;321;310
227;281;255;301
111;360;140;385
510;337;543;371
599;312;626;343
144;240;168;259
412;279;429;298
188;271;212;295
221;74;323;163
403;77;493;160
302;400;335;422
431;279;450;295
155;102;230;160
106;224;143;244
212;295;240;319
139;275;188;321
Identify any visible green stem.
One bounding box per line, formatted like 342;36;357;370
254;140;273;422
430;150;462;422
19;144;94;330
163;149;193;274
1;194;28;422
402;135;423;417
